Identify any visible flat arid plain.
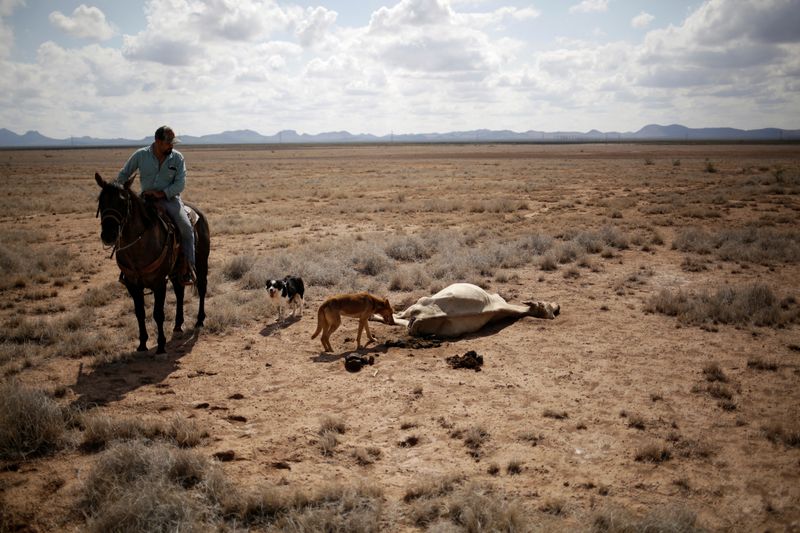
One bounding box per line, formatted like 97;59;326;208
1;143;799;532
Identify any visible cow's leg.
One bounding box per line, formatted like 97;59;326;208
172;277;185;333
126;284;148;351
153;282;168;354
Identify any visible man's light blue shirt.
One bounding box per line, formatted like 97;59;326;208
116;144;186;200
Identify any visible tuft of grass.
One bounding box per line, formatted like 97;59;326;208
543;409;569;420
634;443;671;463
540;497;567;516
702;362;728;382
627;414;646;430
747;357;779;371
352;446;382;466
506;460;524;475
645;282;797;328
318;430;338;457
223;254;256;281
403;474;463;503
443;483;527;531
589;504;702;533
80;413;208;452
80;440;227;532
319;415;346;435
0;381;68;460
762;422;800;448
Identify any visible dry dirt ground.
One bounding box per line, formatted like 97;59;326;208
1;143;799;531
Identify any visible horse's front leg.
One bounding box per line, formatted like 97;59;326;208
153;282;168;354
125;283;148;351
171;278;185;333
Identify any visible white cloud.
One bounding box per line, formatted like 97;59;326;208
293;6;337;47
569;0;608;14
631;11;654;29
0;0;25;18
49;5;114;41
2;0;799;138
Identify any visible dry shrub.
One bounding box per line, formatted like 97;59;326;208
590;504;702;533
599;225;630;250
747;357;779;371
389;264;432;291
403;474;463;503
645;283;797;328
673;226;800;264
203;290;271;334
442;483;528;532
80;282;120;308
462;426;489;457
80;413;207;451
0;380;67;459
762;422;800;448
385;235;432;262
0;241;83;290
352;446;382;466
80;440;226;532
702;362;728;382
271;483;384;532
222;255;255;281
634;443;671;463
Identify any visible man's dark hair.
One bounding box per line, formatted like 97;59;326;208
154;126;173;141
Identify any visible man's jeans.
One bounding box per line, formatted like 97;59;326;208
159;195;195;270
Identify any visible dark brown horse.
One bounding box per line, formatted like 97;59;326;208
95;172;210;354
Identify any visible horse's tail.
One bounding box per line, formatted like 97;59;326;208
311;305;325;339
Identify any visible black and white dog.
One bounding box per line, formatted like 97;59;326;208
266;276;305;321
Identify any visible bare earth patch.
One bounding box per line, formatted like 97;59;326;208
0;143;798;531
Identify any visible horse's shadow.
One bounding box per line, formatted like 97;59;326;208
70;327;201;409
259;315;301;337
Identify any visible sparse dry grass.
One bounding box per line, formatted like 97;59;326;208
0;381;69;459
1;145;797;532
645;282;798;328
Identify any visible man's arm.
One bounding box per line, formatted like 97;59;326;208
163;153;186;199
116;151;141;185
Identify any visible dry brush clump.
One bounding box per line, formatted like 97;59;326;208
645;282;798;328
80;412;208;451
673;226;800;265
589;503;704;533
0;380;70;460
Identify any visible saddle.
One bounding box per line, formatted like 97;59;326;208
154;204;199;275
118;203;198;285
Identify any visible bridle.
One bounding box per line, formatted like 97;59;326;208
96;187;145;258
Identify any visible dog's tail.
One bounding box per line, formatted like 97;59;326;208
310;306;324;339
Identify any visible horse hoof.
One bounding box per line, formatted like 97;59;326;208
137;345;148;352
173;326;183;333
156;346;167;355
194;321;204;329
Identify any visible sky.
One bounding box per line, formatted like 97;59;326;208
1;0;799;139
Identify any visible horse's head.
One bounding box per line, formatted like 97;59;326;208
95;172;135;245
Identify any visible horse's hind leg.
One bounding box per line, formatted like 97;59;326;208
126;284;148;352
172;278;185;333
153;283;168;354
194;269;207;329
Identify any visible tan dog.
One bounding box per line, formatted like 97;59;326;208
311;293;395;352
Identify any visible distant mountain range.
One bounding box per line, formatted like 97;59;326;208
1;124;798;147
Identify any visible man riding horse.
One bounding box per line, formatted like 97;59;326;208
115;125;195;285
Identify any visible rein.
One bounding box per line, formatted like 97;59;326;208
97;189;176;274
